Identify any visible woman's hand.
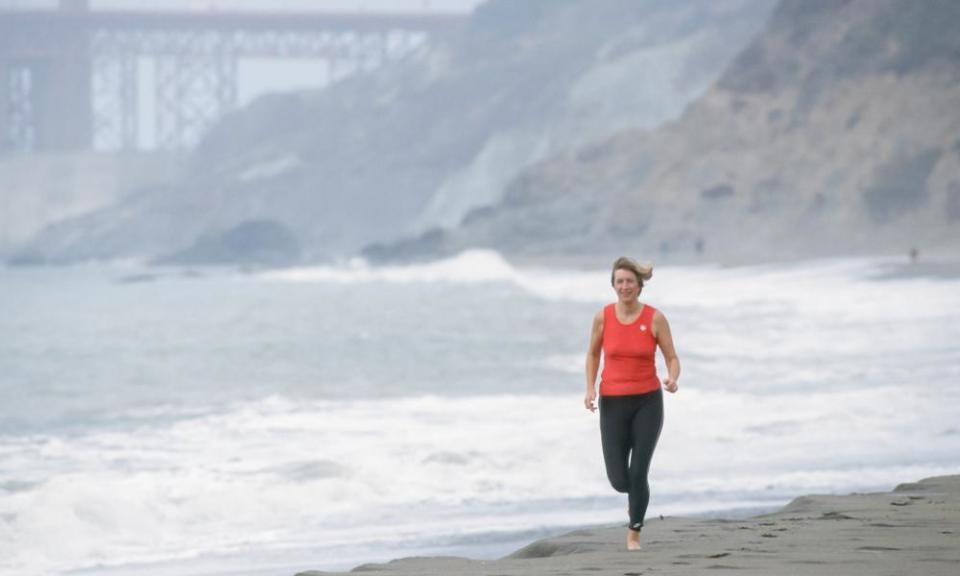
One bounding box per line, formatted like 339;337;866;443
653;311;680;395
584;388;597;412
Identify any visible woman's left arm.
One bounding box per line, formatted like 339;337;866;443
654;311;680;393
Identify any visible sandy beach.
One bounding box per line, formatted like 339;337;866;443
296;475;960;576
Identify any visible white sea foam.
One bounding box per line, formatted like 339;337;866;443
261;250;520;285
2;382;958;576
264;250;960;395
3;254;959;575
260;250;958;319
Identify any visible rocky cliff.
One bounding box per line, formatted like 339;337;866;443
12;0;774;265
409;0;960;263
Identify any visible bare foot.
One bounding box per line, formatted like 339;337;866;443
627;529;641;550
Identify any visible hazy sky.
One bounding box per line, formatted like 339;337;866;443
0;0;485;13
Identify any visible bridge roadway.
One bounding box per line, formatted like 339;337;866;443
0;8;466;35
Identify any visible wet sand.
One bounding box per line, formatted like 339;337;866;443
295;475;960;576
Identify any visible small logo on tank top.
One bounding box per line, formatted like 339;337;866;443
639;325;647;331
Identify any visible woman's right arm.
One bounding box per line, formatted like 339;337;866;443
584;310;604;412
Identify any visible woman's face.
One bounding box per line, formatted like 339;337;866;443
613;268;641;301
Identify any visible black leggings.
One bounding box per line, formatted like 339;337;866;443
599;389;663;531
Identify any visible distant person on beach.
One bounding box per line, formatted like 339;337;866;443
584;256;680;550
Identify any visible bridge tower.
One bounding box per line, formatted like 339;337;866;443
1;0;92;152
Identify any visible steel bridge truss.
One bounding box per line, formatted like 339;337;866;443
89;28;425;151
4;63;35;151
0;6;453;152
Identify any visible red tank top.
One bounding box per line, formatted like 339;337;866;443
600;303;661;396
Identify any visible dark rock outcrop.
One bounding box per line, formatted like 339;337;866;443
154;219;301;267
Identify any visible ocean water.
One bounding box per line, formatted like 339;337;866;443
1;251;958;576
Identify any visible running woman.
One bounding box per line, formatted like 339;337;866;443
584;256;680;550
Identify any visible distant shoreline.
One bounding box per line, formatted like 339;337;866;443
505;250;960;276
4;249;959;280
